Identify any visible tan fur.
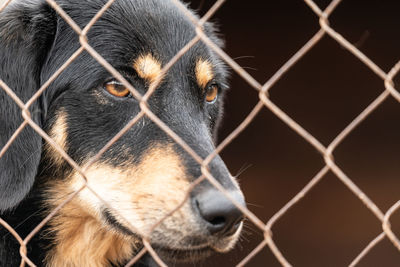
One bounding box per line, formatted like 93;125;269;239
195;59;214;89
46;111;68;166
133;54;163;84
45;144;196;266
45;200;136;267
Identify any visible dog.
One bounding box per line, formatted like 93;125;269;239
0;0;246;266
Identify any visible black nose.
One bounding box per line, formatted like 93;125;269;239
195;189;245;236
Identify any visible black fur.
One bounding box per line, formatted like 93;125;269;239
0;0;241;266
0;0;56;211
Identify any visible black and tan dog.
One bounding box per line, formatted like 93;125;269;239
0;0;245;266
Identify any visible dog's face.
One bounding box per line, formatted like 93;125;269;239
0;0;245;265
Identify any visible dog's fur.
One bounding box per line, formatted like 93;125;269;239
0;0;245;266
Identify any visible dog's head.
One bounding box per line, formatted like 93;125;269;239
0;0;245;264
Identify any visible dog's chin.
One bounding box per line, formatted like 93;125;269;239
152;246;214;263
152;222;243;263
153;241;236;263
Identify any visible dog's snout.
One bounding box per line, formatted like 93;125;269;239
195;189;245;236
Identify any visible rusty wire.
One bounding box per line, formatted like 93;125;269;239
1;0;400;266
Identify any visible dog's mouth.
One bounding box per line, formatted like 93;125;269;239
103;209;138;236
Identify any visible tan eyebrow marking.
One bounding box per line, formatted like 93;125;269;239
195;59;214;89
133;54;162;84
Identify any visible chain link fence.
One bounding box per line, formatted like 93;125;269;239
1;0;400;266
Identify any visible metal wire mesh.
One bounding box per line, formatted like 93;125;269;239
0;0;400;266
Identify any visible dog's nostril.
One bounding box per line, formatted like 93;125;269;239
195;189;245;236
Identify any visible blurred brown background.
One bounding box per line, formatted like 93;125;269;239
188;0;400;266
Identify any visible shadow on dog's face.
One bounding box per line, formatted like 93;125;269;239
0;0;245;265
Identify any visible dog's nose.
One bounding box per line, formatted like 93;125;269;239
195;189;245;236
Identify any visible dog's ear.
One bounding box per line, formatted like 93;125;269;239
0;2;57;211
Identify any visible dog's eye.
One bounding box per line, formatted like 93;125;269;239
104;80;130;98
205;84;218;103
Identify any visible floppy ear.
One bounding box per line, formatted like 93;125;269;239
0;1;57;211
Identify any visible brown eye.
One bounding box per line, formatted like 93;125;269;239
104;80;130;98
205;84;218;103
